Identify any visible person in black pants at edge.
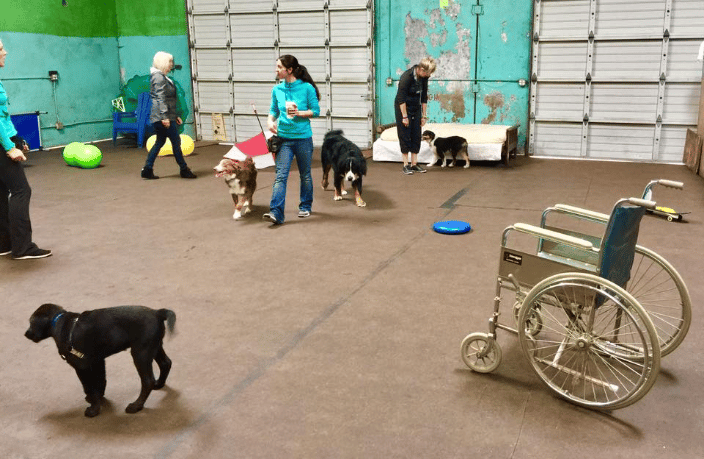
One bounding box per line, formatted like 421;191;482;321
0;38;51;260
394;56;436;175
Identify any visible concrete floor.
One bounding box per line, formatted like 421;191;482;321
2;139;703;459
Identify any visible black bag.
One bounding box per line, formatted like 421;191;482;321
267;135;283;155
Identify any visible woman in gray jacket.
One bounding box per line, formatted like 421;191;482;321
141;51;196;179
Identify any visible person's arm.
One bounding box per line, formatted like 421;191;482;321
296;85;320;119
420;76;429;126
151;73;169;126
268;88;280;133
396;69;413;126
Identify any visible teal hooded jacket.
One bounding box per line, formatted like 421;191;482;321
0;81;18;151
269;79;320;139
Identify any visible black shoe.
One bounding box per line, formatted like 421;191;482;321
180;168;197;179
13;248;52;260
141;167;159;179
411;164;427;173
0;249;11;256
402;165;414;175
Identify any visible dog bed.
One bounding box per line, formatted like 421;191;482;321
372;123;518;165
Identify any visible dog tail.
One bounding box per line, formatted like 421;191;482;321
158;309;177;335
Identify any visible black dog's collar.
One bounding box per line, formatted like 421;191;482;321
51;312;64;328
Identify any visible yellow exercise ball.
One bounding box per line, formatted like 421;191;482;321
146;134;195;156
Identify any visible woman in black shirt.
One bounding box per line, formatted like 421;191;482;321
394;57;436;175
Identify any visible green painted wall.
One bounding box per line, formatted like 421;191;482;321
0;0;192;149
115;1;187;37
375;0;532;149
0;0;118;37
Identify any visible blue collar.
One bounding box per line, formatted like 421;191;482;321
51;312;64;328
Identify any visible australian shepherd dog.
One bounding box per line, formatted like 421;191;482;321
422;130;470;168
321;130;367;207
213;156;257;219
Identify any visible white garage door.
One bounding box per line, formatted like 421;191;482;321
530;0;704;161
186;0;374;147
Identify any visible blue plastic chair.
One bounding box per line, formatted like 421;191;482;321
112;92;152;147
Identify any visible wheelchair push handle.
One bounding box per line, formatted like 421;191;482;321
626;197;656;209
657;179;684;190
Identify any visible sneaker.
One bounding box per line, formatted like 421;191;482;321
0;249;11;256
263;213;281;224
298;210;311;218
411;164;427;173
180;168;197;179
13;248;52;260
402;165;414;175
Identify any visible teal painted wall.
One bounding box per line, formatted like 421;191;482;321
0;0;192;149
375;0;532;149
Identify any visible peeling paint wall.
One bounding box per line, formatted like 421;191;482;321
375;0;533;150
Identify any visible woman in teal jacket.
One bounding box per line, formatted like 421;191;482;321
263;55;320;225
0;39;51;259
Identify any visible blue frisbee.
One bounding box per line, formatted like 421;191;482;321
433;220;472;235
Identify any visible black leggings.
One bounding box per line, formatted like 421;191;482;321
0;144;36;256
395;106;422;154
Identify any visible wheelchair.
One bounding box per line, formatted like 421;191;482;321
461;197;668;410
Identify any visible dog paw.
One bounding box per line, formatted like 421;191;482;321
449;162;455;168
125;402;144;414
233;211;242;220
341;190;348;196
334;195;343;201
84;405;101;417
356;199;366;207
464;164;470;169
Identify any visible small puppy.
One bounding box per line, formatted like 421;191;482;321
321;130;368;207
25;303;176;417
422;130;470;168
214;156;258;219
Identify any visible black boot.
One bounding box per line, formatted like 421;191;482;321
180;167;197;179
141;167;159;179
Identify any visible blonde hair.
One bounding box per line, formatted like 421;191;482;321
419;56;436;75
152;51;174;73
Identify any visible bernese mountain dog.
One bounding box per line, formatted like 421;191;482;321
213;156;257;219
321;130;367;207
422;130;470;168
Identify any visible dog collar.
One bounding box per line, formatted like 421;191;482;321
51;312;64;328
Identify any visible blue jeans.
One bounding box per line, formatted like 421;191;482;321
144;121;188;170
269;137;314;223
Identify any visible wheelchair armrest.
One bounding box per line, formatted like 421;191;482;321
550;205;609;224
510;223;594;250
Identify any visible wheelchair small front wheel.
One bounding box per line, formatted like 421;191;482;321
460;332;502;373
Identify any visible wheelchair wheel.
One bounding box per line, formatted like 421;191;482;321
461;333;502;373
628;246;691;357
518;273;660;410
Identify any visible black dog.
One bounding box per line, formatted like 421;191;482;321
25;303;176;417
422;130;470;168
321;130;367;207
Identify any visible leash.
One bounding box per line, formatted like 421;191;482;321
58;315;85;360
251;103;267;137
